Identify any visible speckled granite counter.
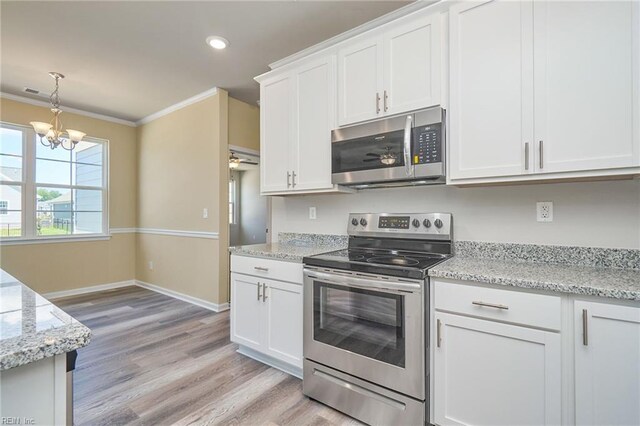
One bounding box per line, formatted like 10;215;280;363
430;241;640;301
229;233;348;263
0;270;91;371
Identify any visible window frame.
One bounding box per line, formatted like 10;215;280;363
0;121;110;244
229;177;237;225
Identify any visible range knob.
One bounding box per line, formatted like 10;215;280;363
351;218;359;226
434;219;443;229
360;218;368;226
423;219;432;228
412;219;420;228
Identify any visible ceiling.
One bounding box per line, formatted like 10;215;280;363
0;1;410;122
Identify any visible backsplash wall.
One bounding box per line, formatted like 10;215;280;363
270;179;640;249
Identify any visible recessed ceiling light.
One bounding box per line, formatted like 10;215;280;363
206;36;229;50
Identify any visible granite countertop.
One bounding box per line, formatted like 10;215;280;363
0;270;91;371
430;244;640;301
229;232;348;263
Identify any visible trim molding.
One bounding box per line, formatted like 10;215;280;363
44;279;229;313
267;0;438;70
136;87;218;126
43;280;135;299
136;228;219;239
0;92;137;127
135;280;229;312
109;227;219;239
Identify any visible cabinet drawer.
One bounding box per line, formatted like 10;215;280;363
231;255;303;284
434;280;561;331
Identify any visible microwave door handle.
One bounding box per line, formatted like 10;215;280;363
404;115;413;176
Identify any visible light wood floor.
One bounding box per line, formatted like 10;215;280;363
56;286;360;426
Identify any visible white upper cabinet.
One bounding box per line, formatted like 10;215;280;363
574;301;640;426
292;57;335;191
534;1;639;173
338;11;443;127
260;74;293;193
338;39;382;126
449;0;640;182
449;0;534;179
258;55;342;195
384;13;441;116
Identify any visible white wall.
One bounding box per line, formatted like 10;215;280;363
271;179;640;249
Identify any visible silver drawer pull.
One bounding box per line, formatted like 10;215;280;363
472;301;509;310
582;309;588;346
254;266;269;272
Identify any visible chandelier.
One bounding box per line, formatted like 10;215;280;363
30;72;86;151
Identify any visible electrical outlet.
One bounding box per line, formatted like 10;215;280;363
148;261;154;270
203;208;208;219
537;202;553;222
309;207;317;220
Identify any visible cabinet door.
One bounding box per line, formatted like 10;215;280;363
575;301;640;426
434;312;561;426
534;1;640;173
260;74;293;193
383;13;441;116
449;0;534;180
230;273;265;350
337;38;383;126
263;278;303;367
292;56;335;191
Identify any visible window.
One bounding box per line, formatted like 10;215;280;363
0;123;108;241
229;178;237;224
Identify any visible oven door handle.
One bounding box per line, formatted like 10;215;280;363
304;269;422;294
403;114;413;177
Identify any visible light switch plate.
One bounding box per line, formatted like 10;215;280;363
309;207;317;220
537;202;553;222
203;208;208;219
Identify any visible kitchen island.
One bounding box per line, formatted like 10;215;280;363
0;269;91;425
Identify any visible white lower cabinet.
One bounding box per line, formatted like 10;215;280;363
574;301;640;426
230;262;303;376
434;312;561;426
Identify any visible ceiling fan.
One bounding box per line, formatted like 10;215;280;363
363;146;398;165
229;152;258;169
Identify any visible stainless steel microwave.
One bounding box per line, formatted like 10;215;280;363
331;107;445;188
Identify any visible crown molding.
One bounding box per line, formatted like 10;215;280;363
136;87;218;126
0;92;137;127
267;0;440;70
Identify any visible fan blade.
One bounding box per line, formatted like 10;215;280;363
363;158;380;162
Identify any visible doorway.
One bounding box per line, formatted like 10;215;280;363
228;148;269;247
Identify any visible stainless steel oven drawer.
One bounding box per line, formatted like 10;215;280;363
303;359;425;426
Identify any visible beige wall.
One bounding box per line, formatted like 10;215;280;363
229;97;259;152
136;90;231;305
0;97;138;294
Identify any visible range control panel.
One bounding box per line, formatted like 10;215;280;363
348;213;452;240
412;123;442;165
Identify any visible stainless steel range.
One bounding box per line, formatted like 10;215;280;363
302;213;453;426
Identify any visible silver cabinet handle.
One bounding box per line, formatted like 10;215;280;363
376;92;381;114
403;115;413;177
582;309;588;346
384;90;388;112
257;282;261;300
287;171;291;188
525;142;530;171
254;266;269;272
262;283;268;302
539;140;544;169
292;171;296;188
437;319;442;348
472;301;509;310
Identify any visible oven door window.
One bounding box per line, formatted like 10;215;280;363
313;281;405;367
332;129;406;174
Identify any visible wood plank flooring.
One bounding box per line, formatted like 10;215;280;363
56;286;361;426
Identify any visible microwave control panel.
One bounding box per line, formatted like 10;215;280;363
412;123;442;165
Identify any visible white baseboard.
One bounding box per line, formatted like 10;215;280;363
44;280;136;299
44;279;230;313
135;280;230;313
236;346;303;379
